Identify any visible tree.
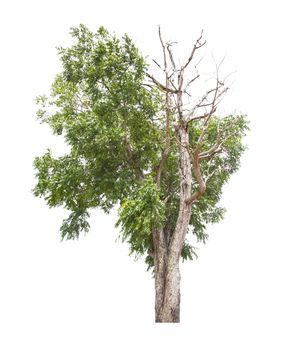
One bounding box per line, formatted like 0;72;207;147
33;25;248;323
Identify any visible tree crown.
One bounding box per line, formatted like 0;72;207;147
33;25;248;268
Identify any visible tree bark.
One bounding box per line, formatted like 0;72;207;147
153;125;192;323
154;258;181;322
153;226;181;323
152;227;167;322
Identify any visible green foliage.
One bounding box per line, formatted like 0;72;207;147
60;211;90;240
188;114;248;243
34;24;162;242
116;177;165;257
33;25;248;269
181;241;198;262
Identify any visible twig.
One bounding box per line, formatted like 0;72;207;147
182;30;206;70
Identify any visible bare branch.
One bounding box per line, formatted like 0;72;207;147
204;167;218;182
211;53;226;71
146;73;178;93
199;130;238;160
167;43;176;70
169;79;178;91
183;57;202;93
158;26;167;70
187;109;216;123
142;83;154;89
182;30;206;71
186;58;230;149
199;148;223;161
186;85;220;122
152;59;163;71
155;26;173;188
185;74;200;89
177;70;184;90
184;89;192;98
193;85;220;160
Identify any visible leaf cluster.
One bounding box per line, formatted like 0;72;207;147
116;177;165;257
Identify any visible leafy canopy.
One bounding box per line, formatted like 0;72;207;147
33;25;248;268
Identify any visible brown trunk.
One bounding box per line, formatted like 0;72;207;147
152;227;168;322
153;126;192;323
153;227;181;322
154;259;181;322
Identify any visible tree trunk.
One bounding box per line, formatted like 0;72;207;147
153;227;168;322
153;125;192;323
153;226;181;322
154;257;181;322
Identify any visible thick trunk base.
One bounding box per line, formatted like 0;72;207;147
155;302;180;323
154;262;181;323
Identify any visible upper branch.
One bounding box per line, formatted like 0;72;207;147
158;26;167;70
182;30;206;71
167;43;176;70
186;56;230;125
155;26;173;188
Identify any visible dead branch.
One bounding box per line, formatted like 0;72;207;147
185;74;200;89
186;81;228;123
146;73;178;94
148;28;232;198
155;26;172;188
152;59;163;71
199;130;238;160
167;43;176;70
158;26;167;69
204;167;218;182
182;30;206;71
191;59;229;156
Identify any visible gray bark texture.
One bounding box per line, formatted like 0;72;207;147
153;126;192;323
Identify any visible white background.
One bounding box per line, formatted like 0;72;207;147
1;0;288;349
